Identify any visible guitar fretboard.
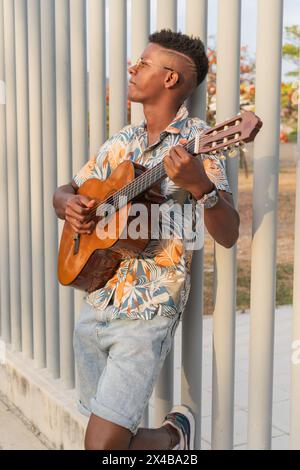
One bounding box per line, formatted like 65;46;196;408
98;137;200;214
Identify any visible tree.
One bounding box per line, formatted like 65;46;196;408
206;42;256;127
282;25;300;78
206;34;299;144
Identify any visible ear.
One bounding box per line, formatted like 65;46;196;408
164;71;180;89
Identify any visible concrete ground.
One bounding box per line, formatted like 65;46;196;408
171;305;293;450
0;306;294;450
0;397;47;450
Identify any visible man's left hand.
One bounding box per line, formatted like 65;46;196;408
164;144;214;200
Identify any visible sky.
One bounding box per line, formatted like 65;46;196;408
205;0;299;80
121;0;300;82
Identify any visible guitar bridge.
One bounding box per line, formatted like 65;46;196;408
73;233;80;255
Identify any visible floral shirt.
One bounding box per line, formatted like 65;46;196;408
73;105;231;320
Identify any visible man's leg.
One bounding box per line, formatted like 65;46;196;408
84;313;182;450
84;413;180;450
73;302;109;414
129;424;180;450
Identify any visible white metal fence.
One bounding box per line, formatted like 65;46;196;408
0;0;299;450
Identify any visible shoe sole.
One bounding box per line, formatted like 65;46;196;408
170;405;195;450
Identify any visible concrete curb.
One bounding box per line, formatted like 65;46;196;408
0;348;88;450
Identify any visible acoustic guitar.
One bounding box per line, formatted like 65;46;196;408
57;111;262;293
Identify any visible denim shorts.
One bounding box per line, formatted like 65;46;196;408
73;299;180;435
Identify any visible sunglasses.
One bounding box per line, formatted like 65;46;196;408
133;57;175;74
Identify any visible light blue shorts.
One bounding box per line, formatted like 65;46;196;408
73;299;180;435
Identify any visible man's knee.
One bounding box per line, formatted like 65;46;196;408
84;413;133;450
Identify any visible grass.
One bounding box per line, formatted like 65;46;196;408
276;262;294;305
204;261;294;315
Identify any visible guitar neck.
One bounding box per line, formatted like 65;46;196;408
110;142;194;210
101;111;262;213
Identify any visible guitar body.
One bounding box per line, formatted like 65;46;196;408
58;160;150;293
57;111;263;293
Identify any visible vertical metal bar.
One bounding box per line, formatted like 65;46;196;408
3;0;21;352
55;0;75;389
27;0;46;368
248;0;283;450
108;0;127;136
181;0;208;450
70;0;88;318
41;0;59;378
156;0;177;32
14;0;33;358
0;0;10;344
153;350;174;427
186;0;207;119
212;0;241;450
290;57;300;450
151;0;178;427
70;0;88;173
129;0;151;427
88;0;106;154
130;0;150;125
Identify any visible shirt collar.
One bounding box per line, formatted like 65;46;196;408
139;104;190;140
164;104;189;135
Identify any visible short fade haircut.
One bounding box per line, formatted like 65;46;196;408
148;29;208;86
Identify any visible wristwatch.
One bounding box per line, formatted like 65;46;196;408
197;185;219;209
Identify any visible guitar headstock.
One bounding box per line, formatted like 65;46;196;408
195;111;263;157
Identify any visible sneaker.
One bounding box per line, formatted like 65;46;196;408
162;405;195;450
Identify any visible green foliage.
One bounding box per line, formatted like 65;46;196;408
288;129;297;143
205;35;299;141
282;25;300;75
235;262;293;313
204;261;294;314
280;81;298;140
276;263;293;306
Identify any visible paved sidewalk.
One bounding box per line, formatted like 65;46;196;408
171;305;293;450
0;397;47;450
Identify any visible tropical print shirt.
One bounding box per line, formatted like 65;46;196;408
73;105;231;320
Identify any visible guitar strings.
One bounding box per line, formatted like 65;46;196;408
86;127;241;220
86;137;197;219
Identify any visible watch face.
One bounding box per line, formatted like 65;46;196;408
204;192;219;209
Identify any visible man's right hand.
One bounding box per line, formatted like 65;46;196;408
65;195;97;234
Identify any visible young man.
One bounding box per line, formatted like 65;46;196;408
53;29;239;450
